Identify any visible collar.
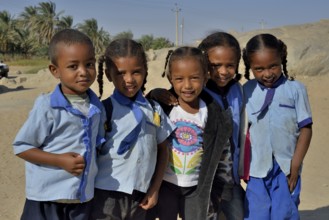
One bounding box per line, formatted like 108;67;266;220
50;84;102;110
206;79;236;96
258;74;285;90
112;89;147;106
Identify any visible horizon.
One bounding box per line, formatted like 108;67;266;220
1;0;329;44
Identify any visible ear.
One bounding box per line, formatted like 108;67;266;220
105;68;113;82
204;76;209;87
49;64;60;79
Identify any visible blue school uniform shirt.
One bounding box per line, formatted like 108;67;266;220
13;84;105;202
95;90;175;194
204;80;244;184
243;76;312;178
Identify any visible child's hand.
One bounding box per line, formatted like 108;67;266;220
139;189;159;210
57;152;85;176
150;88;178;106
287;167;299;192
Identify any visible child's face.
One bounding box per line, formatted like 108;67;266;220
49;43;96;95
169;57;207;109
107;56;146;98
207;46;238;88
249;48;282;88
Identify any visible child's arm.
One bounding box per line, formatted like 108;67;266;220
288;125;312;192
17;148;85;176
139;139;169;210
148;88;178;106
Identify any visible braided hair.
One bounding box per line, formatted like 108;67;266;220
162;46;208;80
242;33;291;80
198;32;242;81
98;38;148;98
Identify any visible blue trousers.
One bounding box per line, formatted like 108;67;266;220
244;160;301;220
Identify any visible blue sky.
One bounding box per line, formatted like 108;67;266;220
1;0;328;44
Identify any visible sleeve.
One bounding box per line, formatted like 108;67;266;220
294;82;313;128
154;101;176;144
12;95;53;154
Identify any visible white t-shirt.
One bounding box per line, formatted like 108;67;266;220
163;99;207;187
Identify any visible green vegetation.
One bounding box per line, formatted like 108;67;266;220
6;58;49;74
0;1;174;62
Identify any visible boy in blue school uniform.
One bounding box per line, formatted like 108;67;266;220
91;39;175;220
13;29;104;220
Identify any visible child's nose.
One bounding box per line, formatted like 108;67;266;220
124;73;134;83
183;79;192;88
218;66;228;75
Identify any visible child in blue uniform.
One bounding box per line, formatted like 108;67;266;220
198;32;246;220
91;39;175;220
13;29;104;220
242;33;313;220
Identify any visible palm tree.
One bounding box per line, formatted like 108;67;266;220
19;6;38;29
77;18;110;56
0;11;18;55
34;1;63;45
57;15;74;30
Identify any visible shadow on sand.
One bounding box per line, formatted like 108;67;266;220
0;84;34;94
300;205;329;220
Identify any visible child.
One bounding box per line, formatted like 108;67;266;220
147;46;232;220
149;32;246;220
242;33;313;219
198;32;246;220
12;29;104;220
90;38;175;220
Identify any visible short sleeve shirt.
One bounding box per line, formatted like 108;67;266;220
95;96;175;194
243;78;312;177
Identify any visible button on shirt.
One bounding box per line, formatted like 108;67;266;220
243;77;312;178
95;95;175;194
13;85;105;202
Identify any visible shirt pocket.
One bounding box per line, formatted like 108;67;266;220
279;98;295;109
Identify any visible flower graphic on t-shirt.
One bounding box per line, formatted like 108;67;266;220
167;120;204;175
172;120;202;154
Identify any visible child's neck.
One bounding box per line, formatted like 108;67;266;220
178;97;200;114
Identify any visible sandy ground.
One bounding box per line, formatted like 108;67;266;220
0;67;328;219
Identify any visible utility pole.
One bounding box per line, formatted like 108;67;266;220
172;3;181;46
180;17;184;45
260;19;267;30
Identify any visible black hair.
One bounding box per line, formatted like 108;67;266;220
198;32;242;81
162;46;208;80
48;29;94;66
242;33;291;80
98;38;148;98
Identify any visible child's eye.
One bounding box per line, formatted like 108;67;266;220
68;64;78;70
254;68;263;72
270;64;279;70
133;71;142;75
173;77;183;81
87;62;95;67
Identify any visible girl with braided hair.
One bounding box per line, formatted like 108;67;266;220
146;46;232;220
242;33;313;220
91;38;175;220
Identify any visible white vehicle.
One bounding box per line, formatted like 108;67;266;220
0;60;9;78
